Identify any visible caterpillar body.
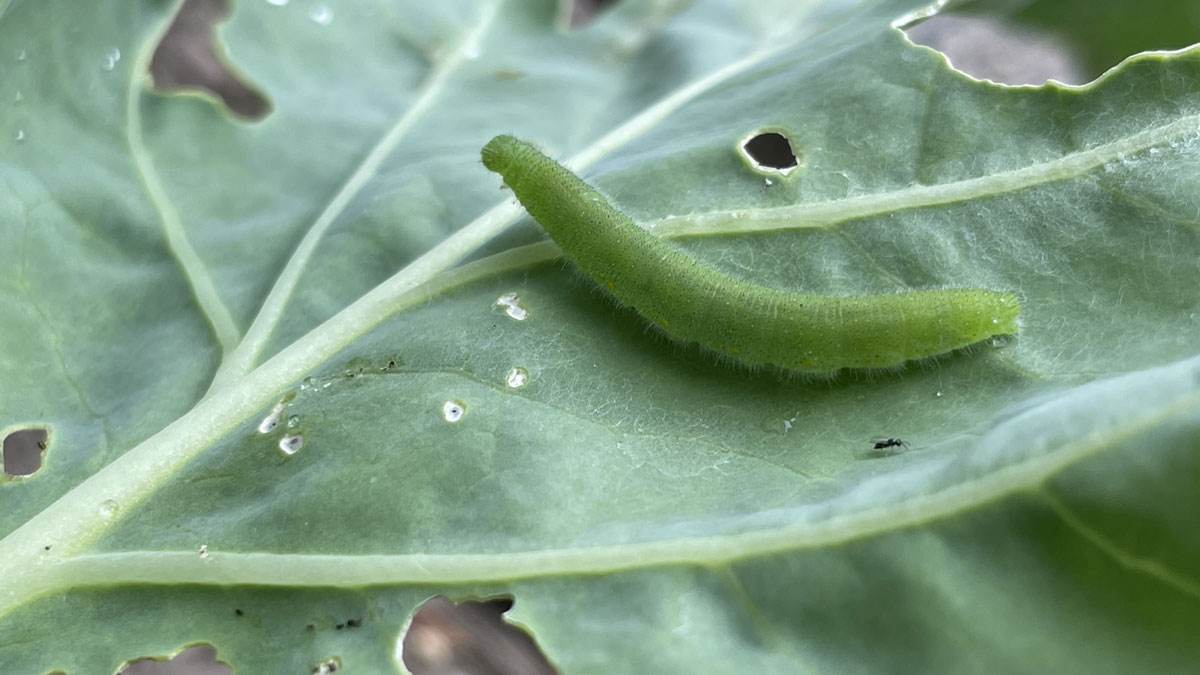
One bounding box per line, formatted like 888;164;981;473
481;135;1020;375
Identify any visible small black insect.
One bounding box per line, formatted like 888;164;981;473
871;437;908;451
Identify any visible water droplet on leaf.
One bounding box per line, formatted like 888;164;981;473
442;401;466;422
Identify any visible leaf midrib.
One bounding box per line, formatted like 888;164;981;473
13;384;1195;603
207;0;506;392
0;5;817;616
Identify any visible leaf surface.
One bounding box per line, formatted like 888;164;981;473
2;0;1199;673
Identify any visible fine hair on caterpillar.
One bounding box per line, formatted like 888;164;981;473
481;134;1021;376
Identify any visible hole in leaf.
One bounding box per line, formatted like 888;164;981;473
402;595;556;675
150;0;271;119
565;0;620;29
903;12;1087;85
119;644;231;675
3;427;48;477
311;657;341;674
279;434;304;455
739;130;800;176
481;597;514;613
901;0;1200;85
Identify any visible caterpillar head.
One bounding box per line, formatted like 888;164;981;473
481;134;530;176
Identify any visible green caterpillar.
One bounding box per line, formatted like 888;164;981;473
481;135;1020;374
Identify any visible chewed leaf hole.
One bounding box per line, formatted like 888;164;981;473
279;434;304;455
311;656;342;674
401;596;555;675
3;427;49;477
119;644;231;674
563;0;620;29
903;13;1087;85
506;366;530;389
150;0;271;119
738;130;800;176
258;401;285;434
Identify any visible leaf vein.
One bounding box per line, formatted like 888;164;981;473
1040;491;1200;603
653;113;1200;238
209;0;507;390
126;1;241;355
